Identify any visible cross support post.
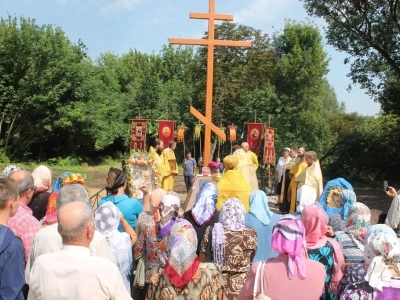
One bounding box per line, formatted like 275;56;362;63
169;0;252;166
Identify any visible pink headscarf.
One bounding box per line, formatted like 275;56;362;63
301;204;344;292
150;188;167;222
271;215;306;279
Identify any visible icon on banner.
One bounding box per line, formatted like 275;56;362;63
162;126;171;137
251;129;259;139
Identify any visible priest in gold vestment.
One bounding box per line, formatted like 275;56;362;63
217;155;252;212
287;157;308;213
161;141;178;191
295;151;323;201
241;142;259;170
149;139;168;188
233;148;259;191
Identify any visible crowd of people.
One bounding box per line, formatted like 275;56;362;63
1;143;400;299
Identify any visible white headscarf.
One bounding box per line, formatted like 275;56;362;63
296;185;316;213
95;202;132;292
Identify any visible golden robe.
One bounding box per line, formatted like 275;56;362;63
278;157;299;204
246;151;259;170
295;160;323;201
233;149;259;191
161;148;178;191
287;160;308;213
149;146;168;188
217;155;252;212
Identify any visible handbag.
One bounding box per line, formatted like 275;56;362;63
253;262;271;300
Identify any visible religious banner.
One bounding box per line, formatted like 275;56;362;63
263;127;276;164
130;119;148;151
177;126;185;142
228;125;237;142
247;123;263;154
158;120;175;146
194;124;203;140
217;127;225;145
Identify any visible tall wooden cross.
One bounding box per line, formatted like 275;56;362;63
169;0;252;165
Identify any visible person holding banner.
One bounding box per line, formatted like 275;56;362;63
161;141;178;191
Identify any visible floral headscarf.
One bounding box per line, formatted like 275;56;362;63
343;203;371;251
0;165;21;178
191;183;218;226
212;198;245;265
164;220;200;288
366;224;397;241
249;190;273;225
32;165;52;193
340;190;357;220
271;215;306;279
364;231;400;291
159;194;180;237
95;202;132;292
328;213;347;232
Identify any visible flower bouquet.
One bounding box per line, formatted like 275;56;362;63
208;161;222;175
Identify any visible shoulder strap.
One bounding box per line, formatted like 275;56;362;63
253;262;263;296
206;226;213;262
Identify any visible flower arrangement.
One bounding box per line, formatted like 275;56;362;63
62;173;86;186
208;161;222;175
128;151;154;166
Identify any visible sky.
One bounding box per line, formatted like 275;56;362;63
2;0;381;116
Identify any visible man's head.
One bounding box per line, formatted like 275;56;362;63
241;142;249;152
0;178;20;217
169;141;177;150
298;147;306;158
150;139;162;151
232;144;241;153
9;170;35;205
290;147;298;158
57;201;94;247
56;184;89;210
185;151;192;158
216;157;221;163
304;151;318;166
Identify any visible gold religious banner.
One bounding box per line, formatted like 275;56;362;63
194;124;203;140
177;126;185;142
217;127;225;145
228;125;237;142
169;0;252;165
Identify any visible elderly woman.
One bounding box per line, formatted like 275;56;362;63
200;198;257;300
335;203;371;264
146;220;224;299
0;165;20;178
337;224;397;298
238;216;326;300
295;184;317;214
340;228;400;299
183;182;219;255
28;165;52;221
95;202;137;293
216;155;252;212
301;204;345;300
134;191;180;300
245;190;280;262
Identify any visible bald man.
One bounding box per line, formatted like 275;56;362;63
241;142;259;170
8;171;42;262
28;201;132;300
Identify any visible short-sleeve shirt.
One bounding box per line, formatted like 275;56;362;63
183;158;196;176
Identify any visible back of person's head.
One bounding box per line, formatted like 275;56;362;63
56;184;89;210
223;155;239;170
304;151;317;161
105;167;127;194
169;141;176;148
232;145;241;152
0;178;19;214
149;138;161;148
9;170;34;197
57;201;94;245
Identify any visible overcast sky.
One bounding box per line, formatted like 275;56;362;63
2;0;381;115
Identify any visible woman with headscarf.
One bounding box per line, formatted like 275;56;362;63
134;191;180;300
183;182;219;255
146;220;224;300
99;167;143;230
245;190;280;262
95;202;137;293
28;165;52;221
238;216;326;300
340;228;400;299
328;214;347;233
301;204;345;300
216;155;252;212
0;165;20;178
318;178;354;217
296;184;317;214
200;198;257;300
337;224;397;298
335;203;371;264
42;171;86;225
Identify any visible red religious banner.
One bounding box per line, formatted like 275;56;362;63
228;125;237;141
247;123;263;154
130;119;148;151
158;120;175;146
177;126;185;142
263;127;276;164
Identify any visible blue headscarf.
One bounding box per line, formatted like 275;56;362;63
249;190;273;225
366;224;397;241
51;171;72;193
318;178;354;217
191;183;218;226
340;189;357;220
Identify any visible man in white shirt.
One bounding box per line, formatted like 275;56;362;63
25;184;115;283
28;201;132;300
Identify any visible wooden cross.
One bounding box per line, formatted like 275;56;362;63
169;0;252;165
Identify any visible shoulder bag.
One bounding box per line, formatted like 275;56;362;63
253;262;271;300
